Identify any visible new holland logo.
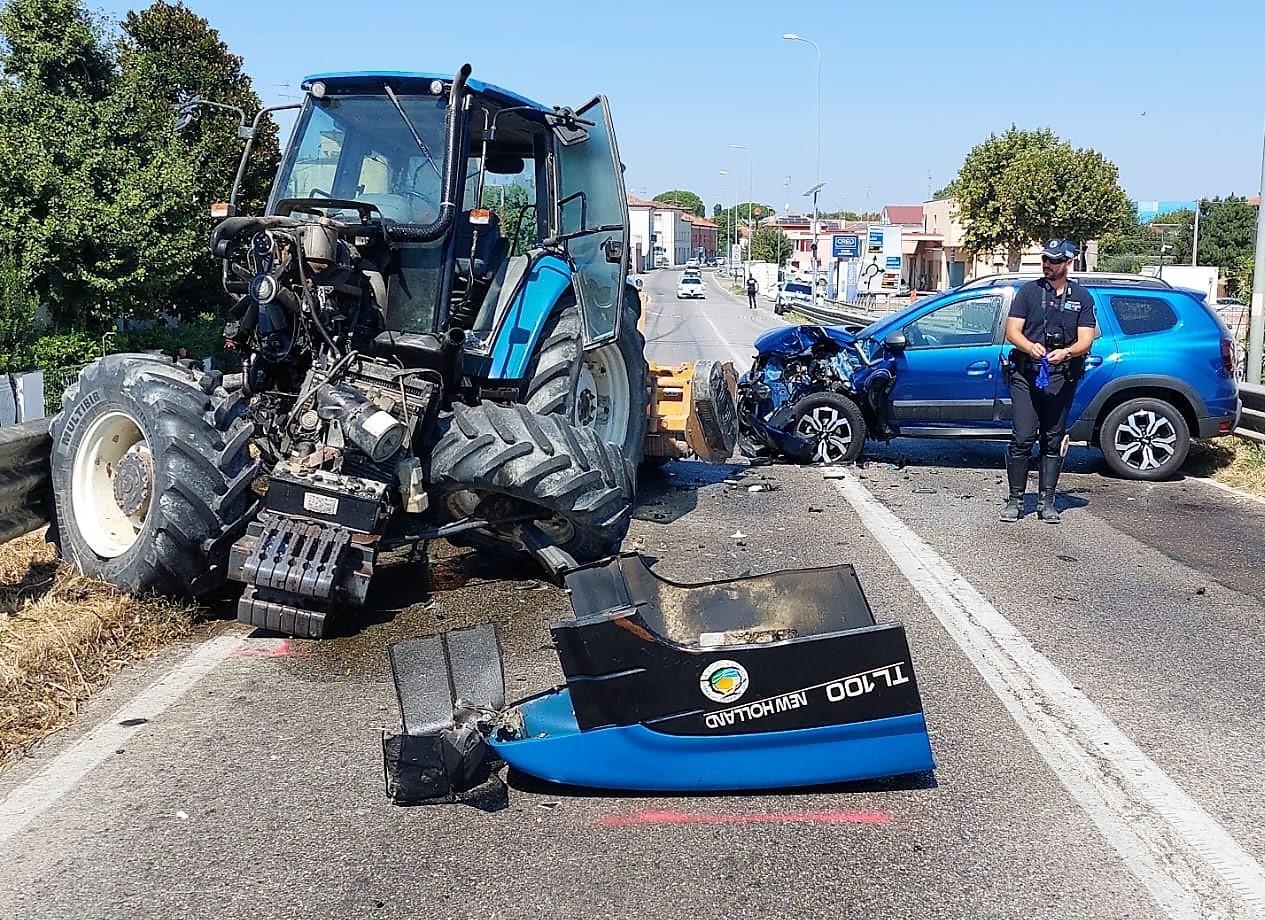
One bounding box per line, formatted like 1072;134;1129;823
700;660;750;703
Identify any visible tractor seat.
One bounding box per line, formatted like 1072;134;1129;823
452;210;509;281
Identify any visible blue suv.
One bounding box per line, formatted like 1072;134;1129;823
742;273;1241;480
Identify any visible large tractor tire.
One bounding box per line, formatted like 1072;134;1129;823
49;354;259;598
523;287;649;466
431;401;634;563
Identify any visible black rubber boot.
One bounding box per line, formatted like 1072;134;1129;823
1037;454;1063;524
999;455;1029;522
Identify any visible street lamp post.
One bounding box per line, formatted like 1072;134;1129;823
784;32;823;303
1152;222;1178;280
723;170;733;273
727;144;753;274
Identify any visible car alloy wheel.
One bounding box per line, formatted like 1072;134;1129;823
794;405;854;464
1113;409;1178;472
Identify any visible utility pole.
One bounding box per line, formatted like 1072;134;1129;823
728;144;753;274
784;32;823;304
1192;200;1200;266
1248;125;1265;385
805;182;825;303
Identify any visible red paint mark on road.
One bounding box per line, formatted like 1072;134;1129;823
597;809;893;828
229;639;310;658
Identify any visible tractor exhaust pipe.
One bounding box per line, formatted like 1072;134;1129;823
387;64;472;245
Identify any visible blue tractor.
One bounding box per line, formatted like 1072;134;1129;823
39;67;935;797
47;66;651;636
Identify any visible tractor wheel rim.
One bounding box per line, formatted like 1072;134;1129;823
70;410;153;559
1114;410;1177;471
795;406;852;464
575;342;630;448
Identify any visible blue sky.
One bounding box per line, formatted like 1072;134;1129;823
95;0;1265;214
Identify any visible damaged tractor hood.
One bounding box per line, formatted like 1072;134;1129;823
383;554;935;803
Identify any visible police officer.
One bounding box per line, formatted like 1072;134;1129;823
746;275;758;309
1000;238;1096;524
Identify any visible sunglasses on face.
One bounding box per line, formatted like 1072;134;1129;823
1042;256;1070;264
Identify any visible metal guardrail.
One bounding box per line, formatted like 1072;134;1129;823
0;419;53;543
1238;383;1265;444
786;299;883;328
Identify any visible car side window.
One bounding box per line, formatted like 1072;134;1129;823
1109;296;1178;335
903;294;1003;349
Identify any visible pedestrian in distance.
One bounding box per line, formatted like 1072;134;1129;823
746;275;758;310
174;344;189;361
999;238;1096;524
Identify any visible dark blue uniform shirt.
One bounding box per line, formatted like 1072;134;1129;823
1008;278;1097;349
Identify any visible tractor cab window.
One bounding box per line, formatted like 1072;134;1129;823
272;94;448;226
273;93;456;334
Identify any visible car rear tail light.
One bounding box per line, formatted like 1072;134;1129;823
1221;338;1234;375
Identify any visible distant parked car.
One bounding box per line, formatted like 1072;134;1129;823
685;258;701;269
676;276;706;299
742;273;1241;479
773;281;813;315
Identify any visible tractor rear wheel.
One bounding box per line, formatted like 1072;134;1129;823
523;287;649;465
48;354;258;598
431;401;634;563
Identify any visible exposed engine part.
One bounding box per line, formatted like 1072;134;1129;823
267;458;393;533
317;383;407;462
395;456;428;514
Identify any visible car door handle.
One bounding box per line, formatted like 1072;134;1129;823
966;360;991;376
1085;355;1103;367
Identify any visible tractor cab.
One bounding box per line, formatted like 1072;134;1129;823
265;72;629;366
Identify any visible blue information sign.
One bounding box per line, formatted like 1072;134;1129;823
885;256;902;270
832;234;860;259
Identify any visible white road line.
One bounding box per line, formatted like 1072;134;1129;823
832;471;1265;920
0;631;245;848
700;274;755;369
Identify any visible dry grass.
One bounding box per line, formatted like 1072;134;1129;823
1185;438;1265;498
0;531;195;770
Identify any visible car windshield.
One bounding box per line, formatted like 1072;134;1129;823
681;278;701;285
270;94;452;224
786;283;811;295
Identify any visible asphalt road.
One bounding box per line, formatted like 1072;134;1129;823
2;269;1264;919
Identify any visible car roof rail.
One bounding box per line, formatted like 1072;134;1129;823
955;272;1173;291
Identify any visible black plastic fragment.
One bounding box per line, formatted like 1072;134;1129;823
383;624;505;805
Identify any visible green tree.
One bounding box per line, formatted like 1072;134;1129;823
946;126;1131;269
483;182;536;254
1228;253;1254;302
1191;196;1258;270
116;0;278;319
1148;209;1195;264
0;251;39;373
750;227;792;266
653;189;704;216
0;0;276;329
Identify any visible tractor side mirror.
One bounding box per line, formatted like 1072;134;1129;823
883;331;908;353
603;238;623;263
173;91;204;132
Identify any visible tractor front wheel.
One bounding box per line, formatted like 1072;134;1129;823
431;401;634;563
523;288;649;465
49;354;259;598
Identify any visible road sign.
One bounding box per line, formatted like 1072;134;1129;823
832;234;860;259
885;256;902;270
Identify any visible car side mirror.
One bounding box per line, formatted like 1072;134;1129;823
884;331;908;352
